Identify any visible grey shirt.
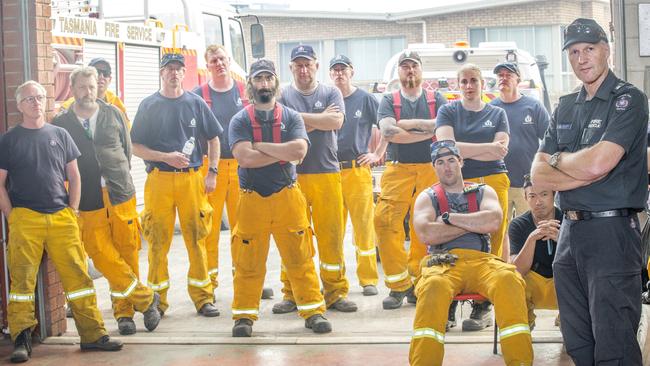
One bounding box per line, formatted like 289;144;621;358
491;95;550;187
280;83;345;174
337;88;379;161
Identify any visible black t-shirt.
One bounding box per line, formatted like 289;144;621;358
539;71;649;211
337;88;379;161
0;124;80;213
509;208;563;278
377;90;447;163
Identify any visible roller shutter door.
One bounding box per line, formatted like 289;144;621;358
83;41;118;95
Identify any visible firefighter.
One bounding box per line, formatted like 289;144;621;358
229;59;332;336
490;62;550;221
52;66;161;335
329;54;384;296
1;81;123;363
191;44;272;300
131;53;223;317
61;58;128;119
273;45;356;313
375;50;446;309
410;140;532;366
508;174;560;329
532;18;648;365
435;63;510;331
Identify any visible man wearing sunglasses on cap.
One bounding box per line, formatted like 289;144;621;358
532;18;648;365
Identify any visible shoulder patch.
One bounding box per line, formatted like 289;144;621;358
615;94;631;111
463;183;485;194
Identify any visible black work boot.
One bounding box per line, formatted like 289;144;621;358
117;317;136;335
382;286;414;310
462;301;493;331
328;298;358;312
80;335;123;351
446;300;458;331
305;314;332;334
10;328;32;363
261;287;274;300
272;299;297;314
143;292;162;331
232;318;253;337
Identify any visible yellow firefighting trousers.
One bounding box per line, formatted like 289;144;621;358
466;173;510;257
410;249;533;366
141;169;213;312
79;190;153;319
374;162;438;291
201;157;239;289
7;207;107;343
523;270;558;327
280;172;349;306
341;164;378;287
231;186;326;320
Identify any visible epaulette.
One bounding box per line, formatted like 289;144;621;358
463;183;485;195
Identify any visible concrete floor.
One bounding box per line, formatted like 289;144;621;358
0;220;573;365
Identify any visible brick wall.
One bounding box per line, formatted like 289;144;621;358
1;0;66;337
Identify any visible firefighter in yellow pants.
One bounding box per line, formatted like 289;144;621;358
131;52;224;317
374;163;438;300
340;164;379;292
53;66;161;335
229;59;332;336
410;140;532;365
275;45;355;313
200;157;239;287
375;50;447;309
2;80;122;363
466;172;510;258
140;169;215;313
522;271;558;326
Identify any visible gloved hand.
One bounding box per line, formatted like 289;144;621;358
426;252;459;267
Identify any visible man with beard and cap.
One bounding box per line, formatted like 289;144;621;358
409;139;532;366
508;174;561;330
131;53;223;318
1;81;123;363
273;44;357;314
490;62;550;221
329;54;384;296
229;59;332;337
374;50;446;310
192;44;273;300
53;66;161;336
62;58;128;119
532;18;648;365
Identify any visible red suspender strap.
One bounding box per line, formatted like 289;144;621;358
433;183;449;213
236;81;249;107
392;90;401;121
244;104;285;163
464;182;479;213
201;83;212;108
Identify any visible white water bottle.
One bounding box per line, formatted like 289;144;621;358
182;136;195;156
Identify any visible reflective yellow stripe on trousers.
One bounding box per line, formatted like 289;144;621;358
66;287;96;301
297;300;326;311
188;277;211;288
9;293;35;302
385;270;409;283
413;327;445;344
499;323;531;340
110;278;138;299
148;280;170;291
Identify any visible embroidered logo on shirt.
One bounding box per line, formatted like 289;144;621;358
281;122;286;131
314;101;323;109
523;115;533;125
587;119;602;128
615;94;630;111
236;97;243;106
482;120;494;128
189;118;196;127
49;139;57;146
355;109;362;118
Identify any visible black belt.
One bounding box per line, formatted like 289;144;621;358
150;166;200;173
339;160;359;169
564;209;632;221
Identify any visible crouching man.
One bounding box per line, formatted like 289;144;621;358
409;140;532;366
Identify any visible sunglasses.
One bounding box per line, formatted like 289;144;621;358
96;69;111;78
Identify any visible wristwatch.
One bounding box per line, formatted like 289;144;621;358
441;212;451;225
548;152;561;169
208;166;218;174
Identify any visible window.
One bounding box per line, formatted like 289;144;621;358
228;19;246;71
202;13;224;47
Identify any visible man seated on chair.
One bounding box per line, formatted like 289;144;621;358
409;140;532;366
509;174;561;330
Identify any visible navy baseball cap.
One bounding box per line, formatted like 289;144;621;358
290;45;317;61
329;54;352;69
563;18;608;50
431;140;461;163
250;59;277;78
493;62;520;76
398;50;421;66
160;53;185;68
88;58;111;75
